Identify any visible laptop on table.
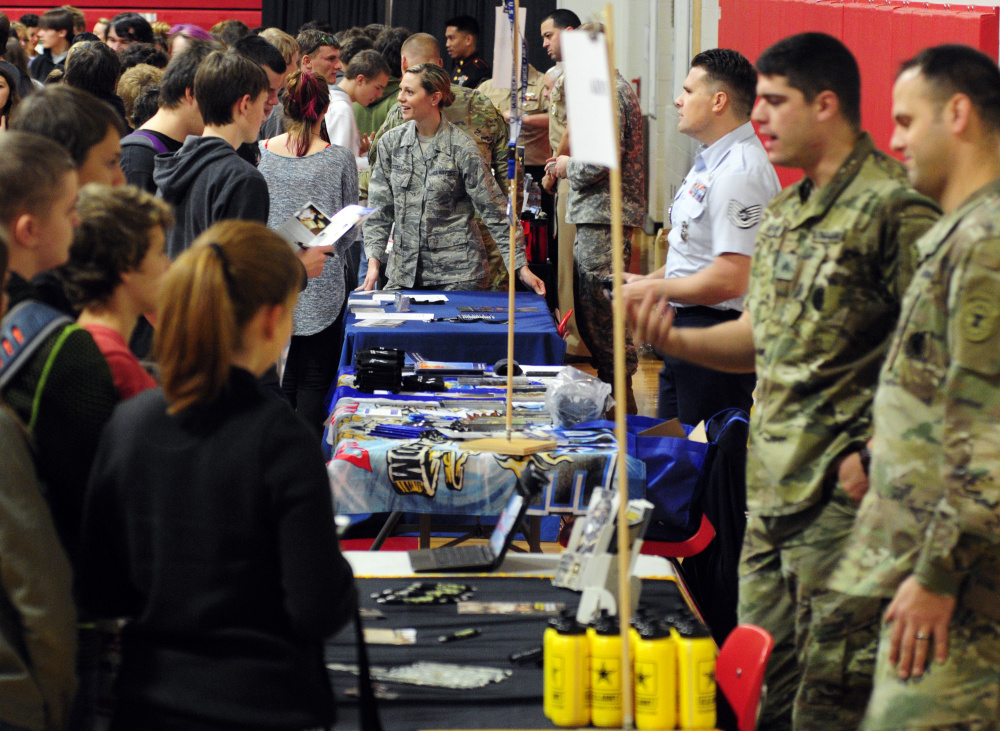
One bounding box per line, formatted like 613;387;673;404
408;490;531;573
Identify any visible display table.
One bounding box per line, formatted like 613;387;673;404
339;290;567;369
328;552;681;730
326;394;645;532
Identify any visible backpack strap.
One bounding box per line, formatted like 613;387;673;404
0;300;73;391
123;130;172;155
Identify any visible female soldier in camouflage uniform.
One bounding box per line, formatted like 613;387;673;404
361;62;544;295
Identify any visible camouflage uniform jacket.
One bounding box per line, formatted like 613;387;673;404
564;73;645;229
362;85;509;198
831;179;1000;599
744;133;939;517
363;116;527;288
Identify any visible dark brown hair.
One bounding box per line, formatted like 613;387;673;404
281;70;330;157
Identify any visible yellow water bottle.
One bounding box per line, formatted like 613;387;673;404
544;613;590;727
634;619;678;730
588;612;623;728
674;619;717;729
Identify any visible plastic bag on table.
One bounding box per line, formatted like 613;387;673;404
544;366;613;428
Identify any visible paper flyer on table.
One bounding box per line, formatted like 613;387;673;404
276;202;375;253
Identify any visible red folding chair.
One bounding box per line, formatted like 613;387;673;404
639;513;716;558
716;624;775;731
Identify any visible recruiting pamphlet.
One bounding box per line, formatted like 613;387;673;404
276;201;375;253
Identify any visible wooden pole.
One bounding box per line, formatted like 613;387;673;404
603;5;634;729
505;0;521;441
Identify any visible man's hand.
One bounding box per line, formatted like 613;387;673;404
359;132;374;156
297;245;335;279
553;155;570;179
622;272;646;284
518;266;546;296
627;290;675;352
885;576;956;679
622;276;668;305
357;257;380;291
837;451;870;502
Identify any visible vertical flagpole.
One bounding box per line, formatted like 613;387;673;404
505;0;521;441
604;5;634;729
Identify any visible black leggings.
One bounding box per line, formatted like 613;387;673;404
281;307;347;437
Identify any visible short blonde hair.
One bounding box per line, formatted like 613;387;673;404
260;27;299;68
117;63;164;122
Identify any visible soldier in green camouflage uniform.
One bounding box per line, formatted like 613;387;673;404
828;46;1000;730
626;34;939;730
361;40;511;291
551;71;644;407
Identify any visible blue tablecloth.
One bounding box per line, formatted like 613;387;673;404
339;290;567;369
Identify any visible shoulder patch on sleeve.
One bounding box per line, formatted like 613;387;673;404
728;200;764;229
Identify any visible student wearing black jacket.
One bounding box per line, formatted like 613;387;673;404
80;220;357;731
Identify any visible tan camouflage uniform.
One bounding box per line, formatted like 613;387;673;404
362;85;512;290
741;133;940;730
363;116;526;291
829;179;1000;730
564;72;644;390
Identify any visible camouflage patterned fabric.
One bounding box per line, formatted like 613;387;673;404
363;84;511;290
739;133;940;731
564;73;644;388
828;180;1000;729
363;116;526;291
744;134;939;518
862;553;1000;730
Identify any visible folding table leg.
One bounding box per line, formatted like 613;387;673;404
369;511;403;551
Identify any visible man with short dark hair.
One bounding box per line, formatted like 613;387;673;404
549;20;645;413
11;84;126;187
540;9;584;358
233;33;287;165
121;41;215;193
327;49;390;170
628;32;940;730
829;44;1000;731
31;7;73;82
154;50;271;258
445;14;489;89
354;26;408;136
297;29;341;80
63;40;128;127
623;49;778;428
105;11;153;52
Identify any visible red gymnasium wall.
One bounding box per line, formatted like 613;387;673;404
7;1;262;31
719;0;999;186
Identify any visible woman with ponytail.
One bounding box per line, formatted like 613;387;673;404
79;221;356;731
258;69;358;434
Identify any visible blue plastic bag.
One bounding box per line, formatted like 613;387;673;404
577;416;711;541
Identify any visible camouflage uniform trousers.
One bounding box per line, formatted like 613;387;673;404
572;224;638;409
739;486;881;731
863;548;1000;731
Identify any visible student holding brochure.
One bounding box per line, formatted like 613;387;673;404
259;69;359;433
